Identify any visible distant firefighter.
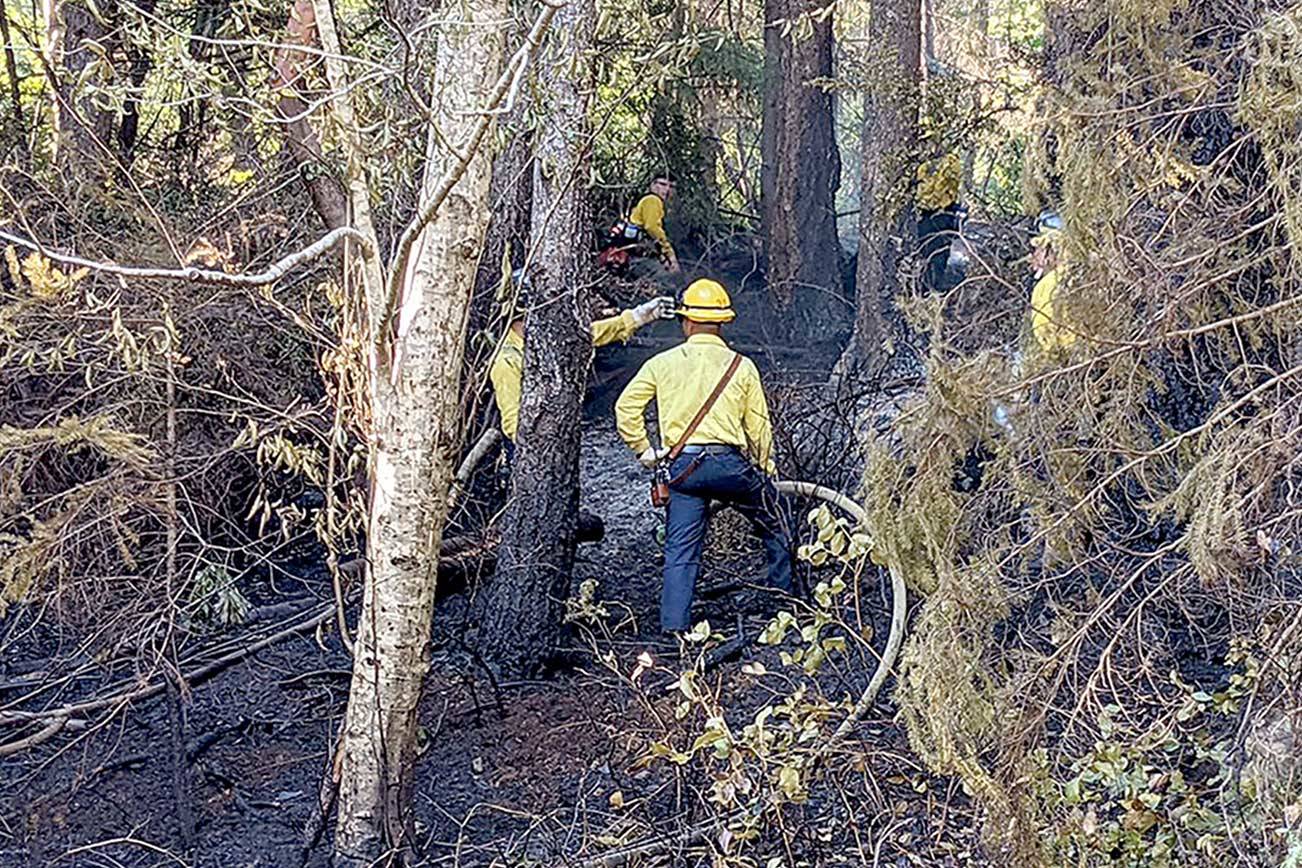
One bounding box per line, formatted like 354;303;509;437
598;174;681;275
916;153;966;292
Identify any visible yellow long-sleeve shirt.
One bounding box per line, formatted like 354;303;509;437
490;310;639;441
615;333;775;473
628;194;675;260
1029;267;1076;355
916;153;961;211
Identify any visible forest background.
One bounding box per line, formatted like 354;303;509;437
1;0;1300;865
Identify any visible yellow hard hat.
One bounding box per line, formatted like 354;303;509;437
676;278;735;323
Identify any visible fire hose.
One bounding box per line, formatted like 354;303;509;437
450;428;907;726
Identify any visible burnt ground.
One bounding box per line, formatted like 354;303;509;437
0;246;986;867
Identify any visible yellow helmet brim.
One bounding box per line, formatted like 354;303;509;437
676;306;736;323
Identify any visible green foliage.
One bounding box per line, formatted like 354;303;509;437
1034;641;1278;866
186;561;250;629
870;2;1302;862
624;494;883;863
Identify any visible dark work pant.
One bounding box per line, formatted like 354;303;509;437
661;450;794;631
918;205;965;292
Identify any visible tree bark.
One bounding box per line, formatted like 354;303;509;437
272;0;348;231
51;0;114;171
0;0;24;144
326;0;504;861
761;0;842;345
923;0;935;62
834;0;921;379
478;0;595;678
117;0;157;159
472;96;534;329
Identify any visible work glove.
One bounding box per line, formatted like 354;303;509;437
630;296;677;327
638;446;670;469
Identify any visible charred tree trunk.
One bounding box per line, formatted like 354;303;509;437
834;0;921;379
272;0;347;230
472;98;534;328
478;0;594;678
117;0;156;159
761;0;842;345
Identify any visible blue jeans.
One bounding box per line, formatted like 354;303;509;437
661;450;794;631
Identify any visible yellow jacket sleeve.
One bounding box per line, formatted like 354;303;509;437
590;310;637;347
1030;268;1075;354
740;362;776;474
489;346;522;441
615;360;657;454
632;195;674;259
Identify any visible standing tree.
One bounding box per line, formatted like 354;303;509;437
836;0;922;378
50;0;113;172
271;0;348;232
761;0;842;344
301;0;557;860
479;0;595;677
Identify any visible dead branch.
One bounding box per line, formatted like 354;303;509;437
0;226;371;287
0;604;334;727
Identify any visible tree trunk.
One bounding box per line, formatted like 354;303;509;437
0;0;24;145
272;0;348;230
329;0;504;862
834;0;921;379
117;0;156;159
472;96;534;329
761;0;842;345
962;0;989;191
698;87;725;223
52;0;113;171
923;0;935;62
478;0;594;678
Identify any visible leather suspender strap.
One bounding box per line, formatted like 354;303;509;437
665;352;742;464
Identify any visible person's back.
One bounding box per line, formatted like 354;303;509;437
615;279;791;633
621;336;772;472
1026;210;1075;357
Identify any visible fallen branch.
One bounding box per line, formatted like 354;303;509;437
0;604;334;727
0;226;371;287
0;715;76;757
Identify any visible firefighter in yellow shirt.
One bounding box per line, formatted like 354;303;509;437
489;269;674;447
916;152;965;292
1027;210;1076;356
599;175;681;274
615;279;792;632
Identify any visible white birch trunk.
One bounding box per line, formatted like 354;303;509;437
331;0;505;860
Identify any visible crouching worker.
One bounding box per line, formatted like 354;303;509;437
614;278;793;633
598;174;681;275
489;268;675;453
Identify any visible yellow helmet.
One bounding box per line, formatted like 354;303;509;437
676;278;735;323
